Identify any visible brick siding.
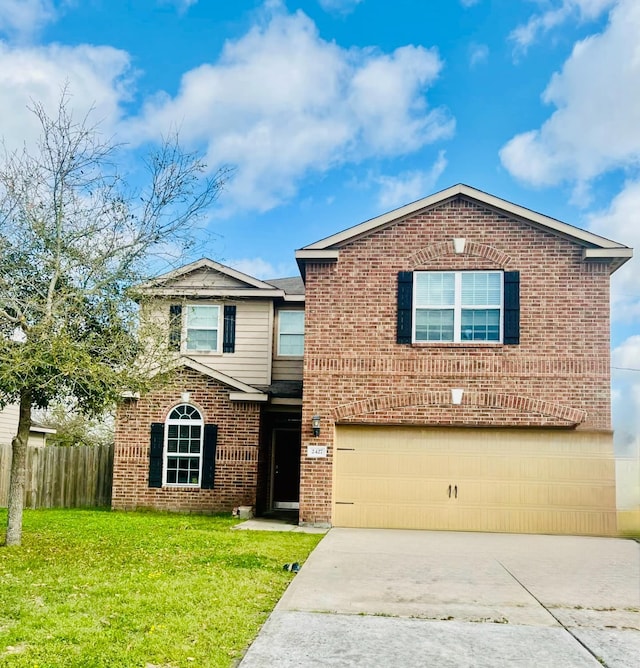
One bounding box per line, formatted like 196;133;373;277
112;367;261;513
299;197;613;524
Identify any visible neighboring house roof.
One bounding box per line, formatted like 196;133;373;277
31;422;56;435
295;183;633;274
135;258;302;300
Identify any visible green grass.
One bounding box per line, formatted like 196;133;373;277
0;509;322;668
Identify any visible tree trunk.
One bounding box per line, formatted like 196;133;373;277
5;391;32;546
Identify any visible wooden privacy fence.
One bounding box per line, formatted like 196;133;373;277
0;442;113;509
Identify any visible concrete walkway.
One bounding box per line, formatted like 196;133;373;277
239;529;640;668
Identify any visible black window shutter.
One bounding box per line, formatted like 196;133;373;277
503;271;520;345
149;423;164;488
169;304;182;351
201;425;218;489
397;271;413;344
223;305;236;353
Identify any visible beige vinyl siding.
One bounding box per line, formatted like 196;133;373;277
272;358;303;382
151;299;273;385
189;300;272;384
333;425;617;536
170;267;250;289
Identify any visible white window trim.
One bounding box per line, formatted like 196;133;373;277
277;309;305;357
413;271;504;344
163;404;204;487
184;304;222;354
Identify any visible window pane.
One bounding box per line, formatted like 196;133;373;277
186;329;218;351
415;273;455;306
187;306;219;328
461;309;500;341
280;333;304;356
415;309;454;341
461;273;501;306
279;311;304;334
279;310;304;356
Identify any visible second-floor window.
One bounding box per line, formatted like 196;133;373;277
186;305;220;352
414;271;502;343
278;310;305;356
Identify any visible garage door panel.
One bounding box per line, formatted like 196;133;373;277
333;426;616;535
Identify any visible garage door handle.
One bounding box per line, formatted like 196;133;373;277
448;484;451;498
454;485;458;499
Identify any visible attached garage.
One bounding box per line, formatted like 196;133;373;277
333;425;617;536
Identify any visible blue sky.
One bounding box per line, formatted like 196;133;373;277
0;0;638;449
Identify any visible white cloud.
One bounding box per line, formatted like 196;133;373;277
588;181;640;322
375;151;447;210
500;0;640;190
130;4;453;214
509;0;617;54
0;42;133;152
0;0;57;41
469;43;489;68
227;257;296;279
318;0;363;15
612;335;640;369
460;0;481;7
611;338;640;459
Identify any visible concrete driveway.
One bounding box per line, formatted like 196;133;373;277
239;528;640;668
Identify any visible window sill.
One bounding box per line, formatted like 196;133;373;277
162;484;201;489
411;342;505;348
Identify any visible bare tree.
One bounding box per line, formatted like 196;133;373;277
0;94;228;545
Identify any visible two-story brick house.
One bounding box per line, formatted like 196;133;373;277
112;184;633;535
296;184;631;535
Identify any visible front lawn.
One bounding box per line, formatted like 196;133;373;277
0;509;322;667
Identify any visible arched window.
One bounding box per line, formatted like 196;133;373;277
164;404;204;486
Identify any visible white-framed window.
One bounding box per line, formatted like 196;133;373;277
164;404;204;486
277;310;305;356
414;271;503;343
186;305;220;352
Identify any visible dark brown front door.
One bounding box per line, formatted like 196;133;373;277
272;428;301;509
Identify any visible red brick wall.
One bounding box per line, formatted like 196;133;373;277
112;368;261;513
300;197;613;524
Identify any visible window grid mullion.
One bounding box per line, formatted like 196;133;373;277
453;273;462;343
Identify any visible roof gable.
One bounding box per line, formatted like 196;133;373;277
136;258;289;298
295;184;632;273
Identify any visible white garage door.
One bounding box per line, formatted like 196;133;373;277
333;426;616;535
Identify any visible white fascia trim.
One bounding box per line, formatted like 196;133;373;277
270;397;303;406
31;426;56;434
294;249;340;261
583;248;633;260
138;288;285;298
282;294;305;302
299;184;631;251
229;392;269;402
